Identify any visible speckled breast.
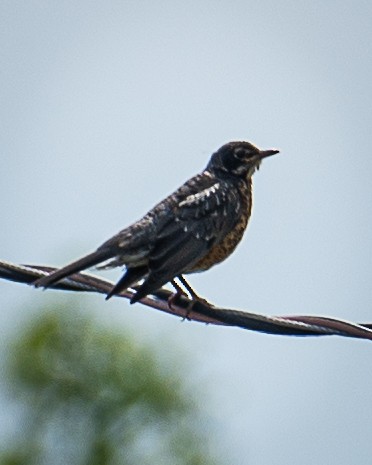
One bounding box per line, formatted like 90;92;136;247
189;179;252;272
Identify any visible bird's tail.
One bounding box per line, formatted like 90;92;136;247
105;265;148;300
33;248;113;289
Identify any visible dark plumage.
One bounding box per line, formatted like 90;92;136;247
34;141;279;303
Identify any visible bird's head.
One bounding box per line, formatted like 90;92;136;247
207;141;279;178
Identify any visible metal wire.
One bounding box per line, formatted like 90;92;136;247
1;260;371;341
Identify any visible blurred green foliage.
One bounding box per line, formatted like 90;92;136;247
0;303;220;465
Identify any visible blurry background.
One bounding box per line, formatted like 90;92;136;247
0;304;218;465
1;1;372;464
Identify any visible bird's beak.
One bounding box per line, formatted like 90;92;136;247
258;148;280;159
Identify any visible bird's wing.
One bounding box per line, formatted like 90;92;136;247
131;180;242;301
175;180;242;240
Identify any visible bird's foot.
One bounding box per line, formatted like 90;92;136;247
167;285;191;320
176;275;213;307
168;278;213;320
191;294;213;307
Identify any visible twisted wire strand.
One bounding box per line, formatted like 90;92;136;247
1;260;371;340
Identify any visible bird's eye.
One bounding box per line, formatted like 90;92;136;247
234;149;246;159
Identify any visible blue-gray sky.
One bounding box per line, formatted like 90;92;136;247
1;1;372;464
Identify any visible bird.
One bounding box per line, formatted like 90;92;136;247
34;141;279;304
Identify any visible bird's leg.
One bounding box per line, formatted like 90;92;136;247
170;279;187;298
168;279;190;319
177;275;213;308
177;275;201;300
168;276;212;319
178;275;212;303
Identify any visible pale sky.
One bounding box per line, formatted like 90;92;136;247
1;2;372;464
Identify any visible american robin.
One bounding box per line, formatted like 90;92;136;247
34;141;279;303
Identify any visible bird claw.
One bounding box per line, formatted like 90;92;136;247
167;289;191;320
167;286;213;321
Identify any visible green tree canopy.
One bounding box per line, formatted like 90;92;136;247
1;302;220;465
